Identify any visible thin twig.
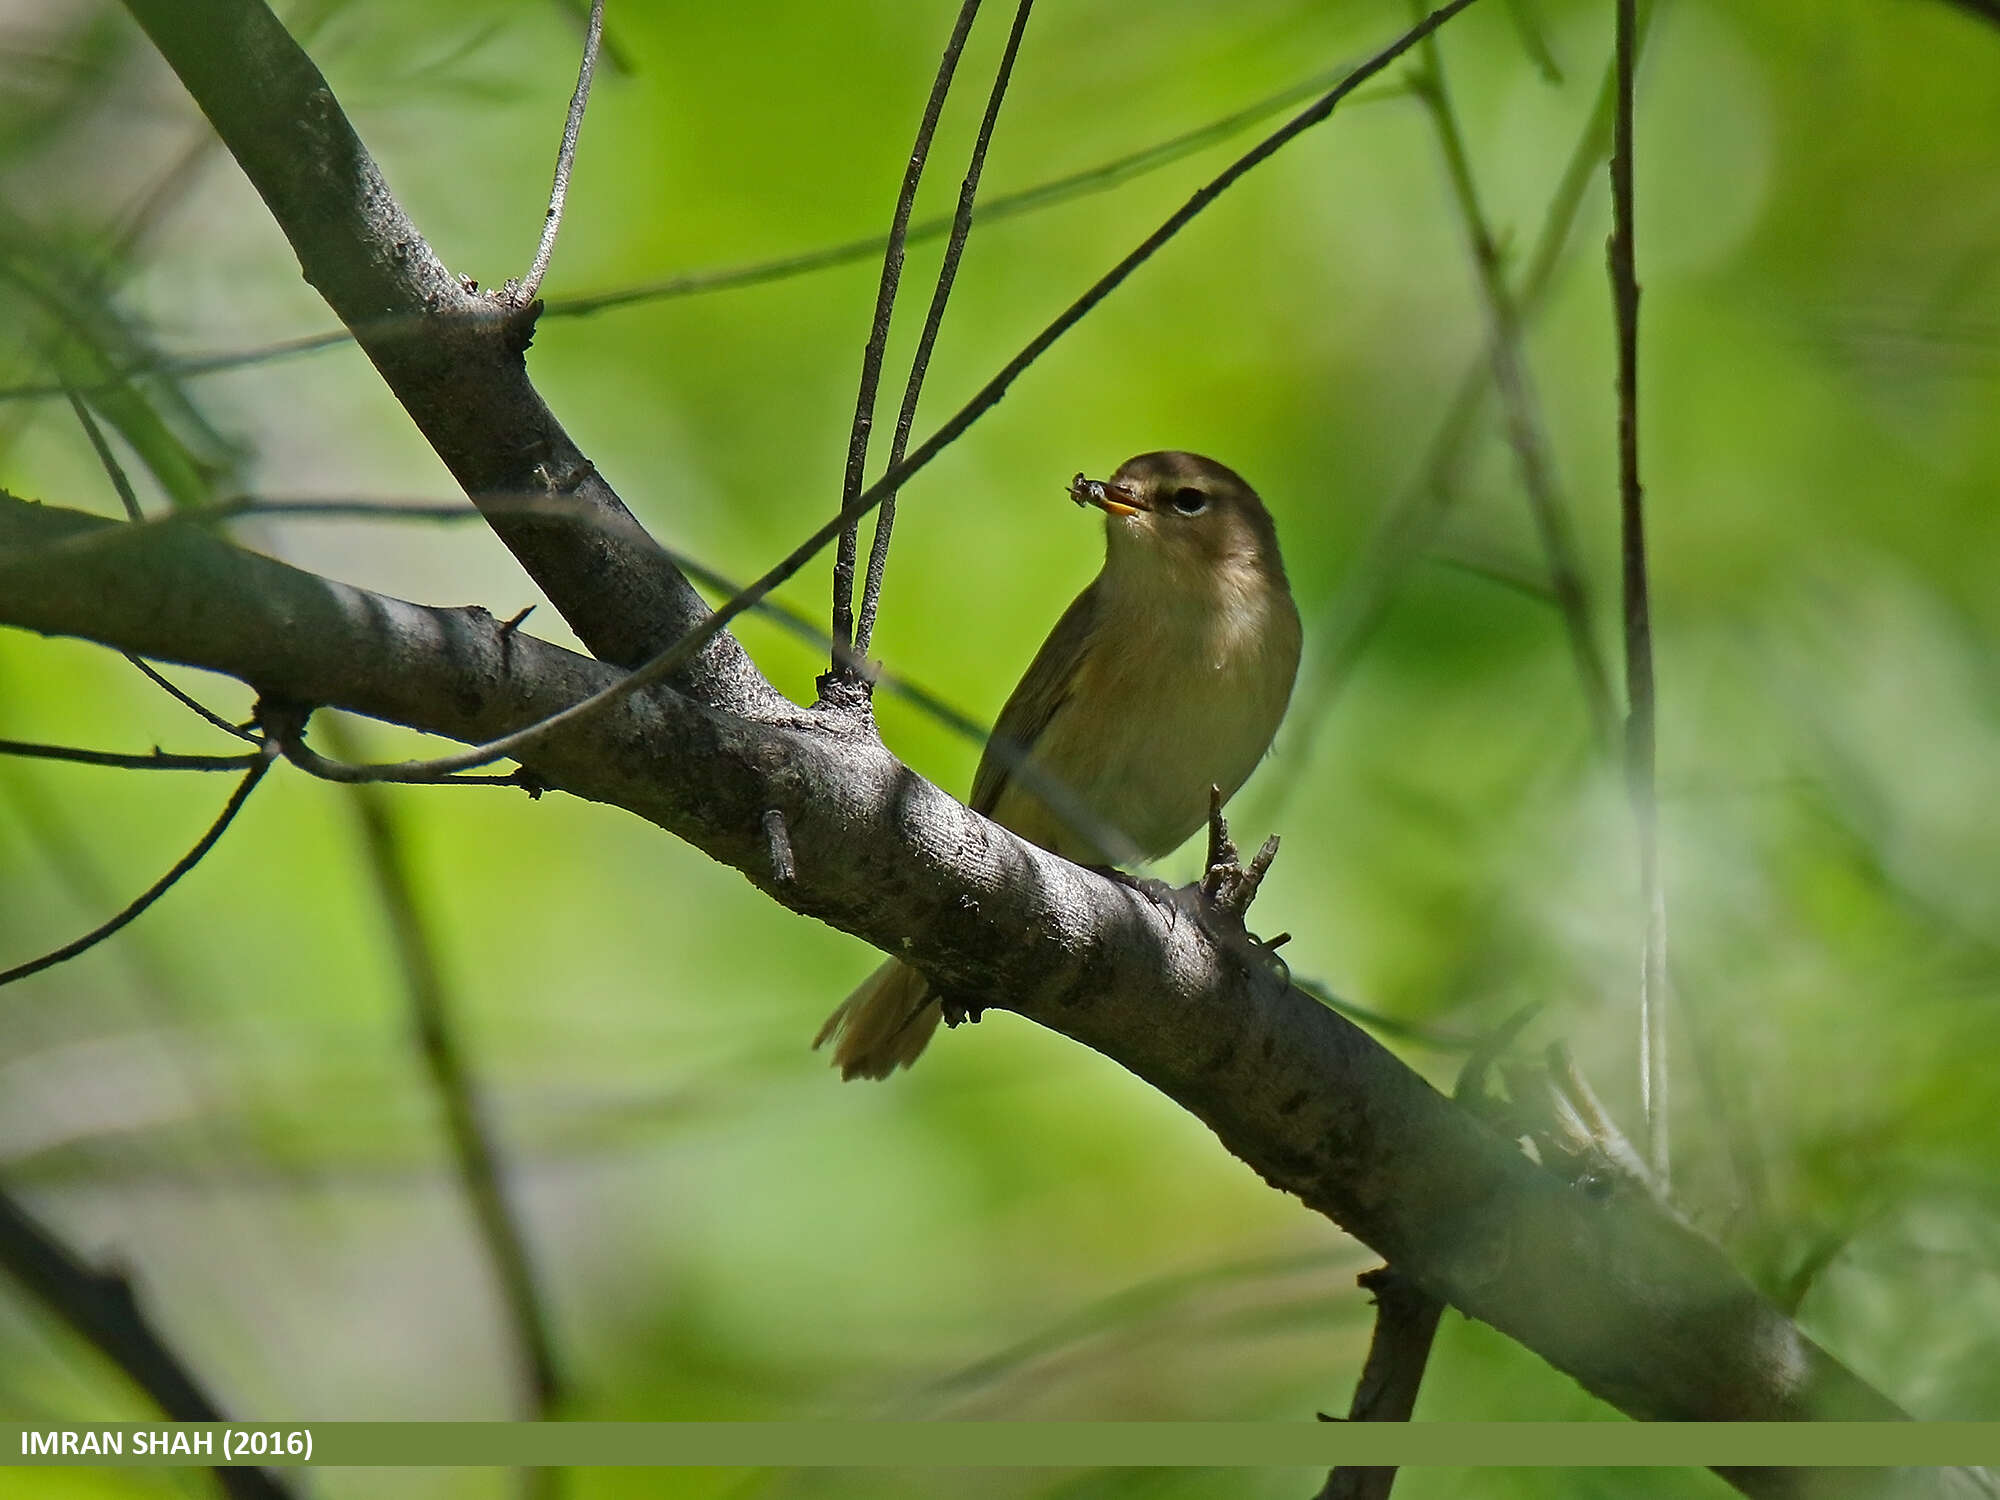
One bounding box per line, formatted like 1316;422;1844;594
0;739;261;772
1609;0;1668;1185
0;1185;294;1500
0;329;353;403
63;384;144;521
516;0;603;306
1408;22;1616;750
121;655;258;742
549;0;633;72
1315;1265;1444;1500
1263;10;1651;825
276;734;531;786
852;0;1036;662
333;728;563;1421
65;372;260;741
1501;0;1564;83
107;132;219;267
831;0;984;666
549;62;1404;322
0;740;276;989
246;0;1489;787
0;50;1410;406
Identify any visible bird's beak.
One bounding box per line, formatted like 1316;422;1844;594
1068;473;1145;516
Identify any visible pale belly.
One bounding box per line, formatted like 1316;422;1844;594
988;593;1300;866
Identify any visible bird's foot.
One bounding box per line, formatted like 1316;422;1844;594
937;992;985;1029
1086;864;1179;906
1083;863;1188;934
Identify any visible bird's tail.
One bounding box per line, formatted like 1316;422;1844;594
813;958;942;1080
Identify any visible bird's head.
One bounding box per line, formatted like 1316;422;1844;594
1069;450;1287;597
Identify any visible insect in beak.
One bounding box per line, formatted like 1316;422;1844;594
1069;473;1144;516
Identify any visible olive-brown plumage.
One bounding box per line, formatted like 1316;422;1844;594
816;451;1302;1079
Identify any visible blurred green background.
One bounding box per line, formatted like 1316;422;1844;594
1;0;1998;1495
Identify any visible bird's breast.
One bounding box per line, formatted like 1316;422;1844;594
1004;569;1301;864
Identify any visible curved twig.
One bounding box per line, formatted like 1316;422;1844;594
0;739;276;988
516;0;603;305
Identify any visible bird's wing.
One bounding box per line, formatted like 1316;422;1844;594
970;579;1100;818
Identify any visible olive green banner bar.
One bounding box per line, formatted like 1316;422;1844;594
4;1422;1999;1469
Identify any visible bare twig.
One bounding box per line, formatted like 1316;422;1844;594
1266;16;1651;824
830;0;984;666
333;729;563;1420
516;0;603;306
0;329;352;402
0;738;275;988
63;384;144;521
121;655;258;741
537;56;1406;325
548;0;632;72
0;1185;293;1500
0;739;261;772
0;51;1407;408
1408;23;1616;750
851;0;1037;661
106;132;220;267
65;372;260;742
1501;0;1563;83
224;0;1492;788
1315;1266;1445;1500
275;732;532;786
1609;0;1668;1186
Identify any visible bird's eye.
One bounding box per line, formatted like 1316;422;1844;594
1170;486;1207;515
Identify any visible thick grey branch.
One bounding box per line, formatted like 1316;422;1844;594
4;494;1988;1500
118;0;772;713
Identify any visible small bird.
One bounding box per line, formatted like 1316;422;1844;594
815;450;1303;1079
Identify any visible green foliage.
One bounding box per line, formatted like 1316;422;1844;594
1;0;1998;1495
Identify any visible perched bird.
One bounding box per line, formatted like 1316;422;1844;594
815;450;1303;1079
